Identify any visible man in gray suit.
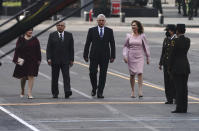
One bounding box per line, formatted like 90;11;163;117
47;21;74;99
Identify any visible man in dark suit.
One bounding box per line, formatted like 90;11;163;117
47;21;74;99
83;14;116;98
169;24;190;113
159;24;176;104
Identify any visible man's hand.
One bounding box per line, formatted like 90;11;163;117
84;57;88;62
110;58;114;63
47;59;51;65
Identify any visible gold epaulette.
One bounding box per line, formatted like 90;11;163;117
171;40;175;47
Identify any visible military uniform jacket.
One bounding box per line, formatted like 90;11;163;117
159;36;176;67
168;35;190;75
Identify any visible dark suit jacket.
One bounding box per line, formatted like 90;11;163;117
83;26;115;60
169;35;190;75
46;31;74;64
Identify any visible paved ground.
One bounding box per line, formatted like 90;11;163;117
0;3;199;131
1;23;199;130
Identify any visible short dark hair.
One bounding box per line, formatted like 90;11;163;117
131;20;144;34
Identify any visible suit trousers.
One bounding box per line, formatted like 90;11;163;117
173;74;189;112
182;0;187;15
51;63;71;96
89;57;109;95
163;66;175;102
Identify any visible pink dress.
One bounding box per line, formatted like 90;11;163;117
123;33;150;75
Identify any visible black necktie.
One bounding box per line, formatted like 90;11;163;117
60;33;63;41
100;28;103;38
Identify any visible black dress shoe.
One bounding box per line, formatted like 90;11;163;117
171;110;180;113
65;94;71;99
65;96;70;99
165;101;173;104
65;91;72;99
171;110;187;113
138;95;143;99
53;95;58;98
97;95;104;99
91;90;96;96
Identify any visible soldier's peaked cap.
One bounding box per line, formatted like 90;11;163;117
165;24;176;31
176;24;185;30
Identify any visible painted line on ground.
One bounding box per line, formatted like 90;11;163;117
41;49;199;102
38;72;92;99
0;51;41;131
0;106;40;131
0;101;199;106
33;117;199;123
1;49;198;107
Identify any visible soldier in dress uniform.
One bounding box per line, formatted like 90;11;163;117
188;0;194;20
169;24;190;113
153;0;163;14
182;0;188;16
159;24;176;104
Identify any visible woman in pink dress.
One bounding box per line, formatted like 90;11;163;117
123;20;150;98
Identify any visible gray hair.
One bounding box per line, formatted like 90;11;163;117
56;21;65;26
97;14;106;20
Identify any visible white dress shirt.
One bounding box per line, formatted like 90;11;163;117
58;32;64;40
98;26;104;37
